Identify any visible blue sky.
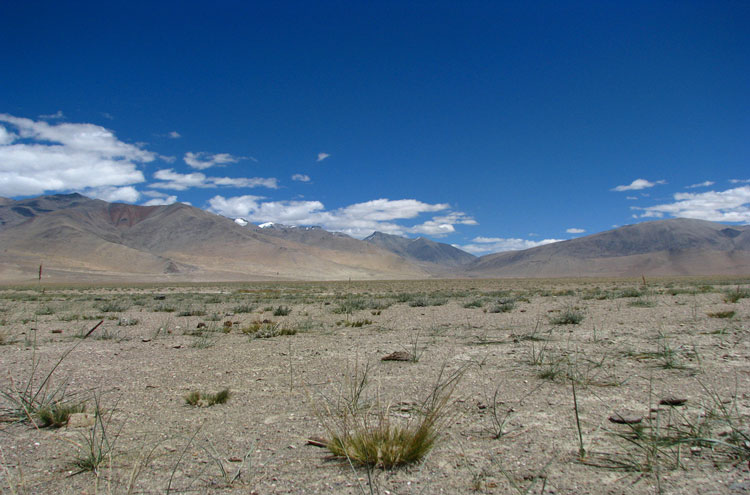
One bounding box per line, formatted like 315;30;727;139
1;1;748;254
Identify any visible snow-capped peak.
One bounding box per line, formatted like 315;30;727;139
234;218;249;227
258;222;275;228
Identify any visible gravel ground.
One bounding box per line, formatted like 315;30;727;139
0;278;748;494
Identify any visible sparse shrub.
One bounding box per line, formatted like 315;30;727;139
550;309;584;325
178;308;207;317
463;300;483;308
489;298;516;313
232;304;255;313
723;288;750;303
628;298;656;308
617;288;642;298
37;401;86;428
95;300;130;313
273;305;291;316
185;388;231;407
320;365;464;468
707;310;735;319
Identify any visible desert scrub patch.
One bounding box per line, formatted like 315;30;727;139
185;388;231;407
723;288;750;303
337;319;373;327
152;302;177;312
37;401;86;428
409;295;448;307
319;364;464;469
232;303;255;314
177;308;207;317
549;308;584;325
707;310;735;319
616;287;642;298
628;298;656;308
463;299;484;309
488;298;516;313
273;305;292;316
95;300;131;313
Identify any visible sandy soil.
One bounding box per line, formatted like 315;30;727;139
0;278;748;494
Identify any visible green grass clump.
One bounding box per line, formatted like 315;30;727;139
185;388;231;407
463;300;483;308
37;401;86;428
322;365;463;469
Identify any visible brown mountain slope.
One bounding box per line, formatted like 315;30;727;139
463;218;750;278
0;194;428;282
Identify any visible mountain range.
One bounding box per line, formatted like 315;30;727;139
0;194;748;282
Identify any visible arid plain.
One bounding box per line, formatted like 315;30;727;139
0;278;748;494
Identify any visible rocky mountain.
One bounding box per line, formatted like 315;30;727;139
464;218;750;278
364;231;475;268
0;194;428;282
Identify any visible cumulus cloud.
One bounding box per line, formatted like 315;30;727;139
0;113;152;197
150;169;278;191
686;181;714;189
292;174;311;182
184;151;243;170
612;178;666;192
459;236;562;255
207;195;473;238
566;228;585;234
316;152;330;162
38;110;65;120
141;190;178;206
83;186;141;203
636;185;750;223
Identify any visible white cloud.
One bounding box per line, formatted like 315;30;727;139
459;236;562;255
566;228;585;234
83;186;141;203
612;178;665;192
730;179;750;184
316;152;330;162
292;174;311;182
168;131;181;139
0;125;16;145
150;169;278;191
626;196;638;200
143;194;178;206
637;185;750;223
207;195;473;238
184;151;243;170
686;181;714;189
38;110;65;120
0;114;152;197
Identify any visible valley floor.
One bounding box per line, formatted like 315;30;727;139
0;278;749;494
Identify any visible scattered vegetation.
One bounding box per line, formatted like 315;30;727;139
185;388;231;407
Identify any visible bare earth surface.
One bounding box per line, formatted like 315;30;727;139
0;278;749;494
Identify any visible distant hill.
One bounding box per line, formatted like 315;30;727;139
463;218;750;277
364;231;475;268
1;194;748;282
0;194;428;282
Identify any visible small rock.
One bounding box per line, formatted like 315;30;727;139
381;351;411;361
141;338;151;342
228;456;243;462
223;321;233;328
660;396;687;406
153;295;166;300
197;322;207;329
609;412;643;425
51;329;63;334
